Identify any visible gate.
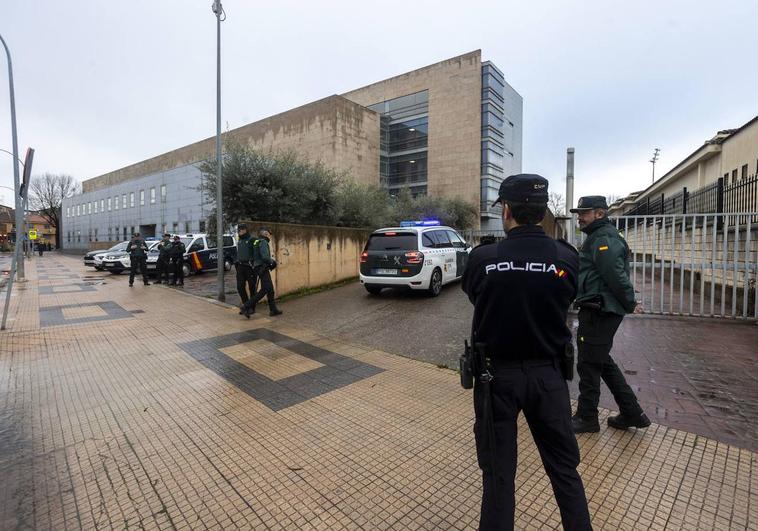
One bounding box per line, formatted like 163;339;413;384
615;213;758;320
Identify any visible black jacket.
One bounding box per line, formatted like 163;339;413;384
461;225;579;361
126;238;148;257
169;241;186;261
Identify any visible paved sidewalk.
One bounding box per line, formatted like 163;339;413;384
0;254;756;530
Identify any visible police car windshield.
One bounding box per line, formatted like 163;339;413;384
367;233;418;251
180;238;193;248
109;242;128;252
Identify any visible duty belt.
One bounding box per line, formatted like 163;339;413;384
490;358;557;372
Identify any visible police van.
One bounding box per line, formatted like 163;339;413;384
359;221;471;296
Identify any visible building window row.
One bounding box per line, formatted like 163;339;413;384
65;185;169;218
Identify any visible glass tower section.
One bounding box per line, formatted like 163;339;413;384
368;91;429;196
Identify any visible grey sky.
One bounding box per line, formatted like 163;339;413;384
1;0;756;208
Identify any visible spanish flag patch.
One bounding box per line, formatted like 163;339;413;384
598;245;609;251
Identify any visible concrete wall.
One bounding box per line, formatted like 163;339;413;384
721;119;758;180
82;95;380;193
342;51;484;218
241;221;372;298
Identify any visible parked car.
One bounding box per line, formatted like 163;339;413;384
176;233;237;277
359;221;471;297
102;239;161;274
142;234;237;277
84;241;128;270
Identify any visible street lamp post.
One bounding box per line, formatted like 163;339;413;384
0;33;24;282
212;0;226;302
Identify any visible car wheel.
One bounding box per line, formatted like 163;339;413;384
365;285;382;296
182;263;191;277
95;266;104;271
427;268;442;297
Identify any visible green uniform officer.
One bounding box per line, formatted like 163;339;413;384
244;227;282;317
235;224;258;315
570;196;651;433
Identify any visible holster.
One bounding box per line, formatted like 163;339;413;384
561;342;575;381
459;340;474;389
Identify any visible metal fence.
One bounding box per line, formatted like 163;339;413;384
625;174;758;222
616;213;758;320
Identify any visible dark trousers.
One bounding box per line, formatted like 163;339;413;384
247;267;278;311
235;263;258;304
157;257;171;283
129;257;148;284
475;361;592;531
576;309;643;420
172;259;184;285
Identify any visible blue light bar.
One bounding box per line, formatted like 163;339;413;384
400;219;441;227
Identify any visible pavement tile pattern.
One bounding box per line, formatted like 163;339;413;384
0;254;755;530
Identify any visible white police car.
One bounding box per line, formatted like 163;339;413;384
102;239;161;274
359;221;471;297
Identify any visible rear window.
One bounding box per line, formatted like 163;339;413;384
366;233;418;251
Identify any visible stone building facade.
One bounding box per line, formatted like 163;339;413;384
62;51;522;249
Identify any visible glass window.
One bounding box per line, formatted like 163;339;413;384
422;233;436;248
93;201;98;214
140;190;145;206
184;221;190;233
123;227;127;240
66;207;70;218
130;192;135;207
108;227;112;241
114;196;119;210
366;233;418;251
122;194;127;208
88;202;92;214
172;222;178;233
76;205;80;216
389;152;428;190
199;220;206;232
150;188;156;204
188;239;204;253
432;230;452;248
447;230;466;248
742;164;748;179
100;199;104;212
107;197;112;211
389;117;428;152
161;185;167;203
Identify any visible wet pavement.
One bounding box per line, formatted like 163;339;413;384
0;255;756;529
275;281;758;452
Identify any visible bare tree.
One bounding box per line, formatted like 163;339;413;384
29;173;80;248
548;192;566;216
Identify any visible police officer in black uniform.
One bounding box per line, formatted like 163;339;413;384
156;233;173;284
569;196;650;433
169;235;186;286
126;233;150;287
235;224;258;315
462;174;592;531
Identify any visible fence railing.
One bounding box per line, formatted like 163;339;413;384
625;174;757;221
616;213;757;320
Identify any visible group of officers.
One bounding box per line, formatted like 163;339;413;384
462;174;649;531
234;224;282;318
125;232;186;287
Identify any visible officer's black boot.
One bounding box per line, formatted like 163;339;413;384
607;413;651;430
269;308;283;317
571;415;600;433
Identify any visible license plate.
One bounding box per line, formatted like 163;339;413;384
147;264;156;269
373;268;398;275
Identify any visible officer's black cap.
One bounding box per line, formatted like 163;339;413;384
570;196;608;213
238;223;248;231
163;233;171;238
173;235;180;240
492;174;549;207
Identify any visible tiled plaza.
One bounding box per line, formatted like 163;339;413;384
0;254;755;529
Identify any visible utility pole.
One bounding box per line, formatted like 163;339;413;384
212;0;226;302
650;148;660;184
566;147;575;245
0;33;24;282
